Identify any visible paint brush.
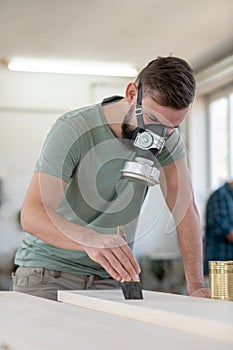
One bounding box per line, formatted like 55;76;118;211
117;224;143;299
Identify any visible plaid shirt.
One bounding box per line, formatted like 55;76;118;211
204;182;233;275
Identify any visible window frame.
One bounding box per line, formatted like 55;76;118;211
205;83;233;189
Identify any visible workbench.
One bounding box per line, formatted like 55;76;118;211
0;291;232;350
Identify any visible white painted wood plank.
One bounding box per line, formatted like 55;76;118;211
0;292;232;350
58;289;233;344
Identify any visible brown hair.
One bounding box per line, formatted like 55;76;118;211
136;56;196;109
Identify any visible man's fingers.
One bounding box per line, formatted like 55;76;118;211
112;247;140;278
83;233;141;281
104;249;132;281
95;255;121;281
190;288;210;298
120;244;141;274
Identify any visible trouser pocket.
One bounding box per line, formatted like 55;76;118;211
11;267;48;289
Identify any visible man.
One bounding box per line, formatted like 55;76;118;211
204;181;233;275
12;56;209;300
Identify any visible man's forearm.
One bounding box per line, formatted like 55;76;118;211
176;200;205;294
160;159;208;297
21;203;88;251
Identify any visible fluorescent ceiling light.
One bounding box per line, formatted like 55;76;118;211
6;58;138;77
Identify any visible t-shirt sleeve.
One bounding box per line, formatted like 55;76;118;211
35;117;81;182
156;129;186;168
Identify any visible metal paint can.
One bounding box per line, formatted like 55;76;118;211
209;261;233;301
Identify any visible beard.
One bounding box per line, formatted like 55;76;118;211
121;105;137;150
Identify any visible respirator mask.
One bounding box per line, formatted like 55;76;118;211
121;80;167;186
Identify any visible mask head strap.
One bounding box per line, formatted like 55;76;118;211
135;79;144;129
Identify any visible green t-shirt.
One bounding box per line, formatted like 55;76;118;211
15;100;186;277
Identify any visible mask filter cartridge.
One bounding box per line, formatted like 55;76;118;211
122;157;160;186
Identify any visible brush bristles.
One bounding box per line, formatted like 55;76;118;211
117;224;143;299
121;281;143;299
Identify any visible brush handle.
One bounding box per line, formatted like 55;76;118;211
117;224;127;241
117;224;141;282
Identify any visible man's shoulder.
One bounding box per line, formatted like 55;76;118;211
214;184;227;195
51;103;105;136
156;128;185;167
59;103;100;123
165;128;183;146
208;184;227;203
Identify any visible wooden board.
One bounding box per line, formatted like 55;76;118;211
58;289;233;344
0;292;232;350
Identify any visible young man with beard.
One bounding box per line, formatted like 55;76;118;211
12;56;209;300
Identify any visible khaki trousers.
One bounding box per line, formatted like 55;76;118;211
11;266;120;301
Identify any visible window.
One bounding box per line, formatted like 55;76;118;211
208;89;233;189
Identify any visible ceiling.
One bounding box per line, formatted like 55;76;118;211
0;0;233;73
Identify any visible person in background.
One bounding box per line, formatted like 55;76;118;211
11;56;209;300
204;180;233;276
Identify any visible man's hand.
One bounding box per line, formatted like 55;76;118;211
226;231;233;243
189;288;210;298
83;232;141;282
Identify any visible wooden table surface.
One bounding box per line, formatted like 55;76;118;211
0;291;232;350
58;289;233;343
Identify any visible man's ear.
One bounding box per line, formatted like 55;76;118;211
125;82;138;103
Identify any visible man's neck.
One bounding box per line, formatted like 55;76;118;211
102;97;130;138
